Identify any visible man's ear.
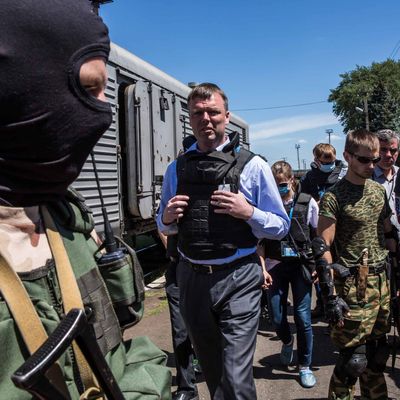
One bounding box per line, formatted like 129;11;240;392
343;151;350;163
225;111;230;124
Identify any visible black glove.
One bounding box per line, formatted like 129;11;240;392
324;295;350;324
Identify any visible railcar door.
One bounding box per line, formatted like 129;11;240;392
124;81;181;224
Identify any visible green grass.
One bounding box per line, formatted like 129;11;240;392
145;298;168;317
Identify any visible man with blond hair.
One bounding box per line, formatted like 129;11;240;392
313;129;395;399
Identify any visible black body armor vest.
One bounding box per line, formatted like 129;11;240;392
263;192;312;260
176;132;258;260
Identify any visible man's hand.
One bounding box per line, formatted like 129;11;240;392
210;191;254;220
162;195;189;225
325;295;350;327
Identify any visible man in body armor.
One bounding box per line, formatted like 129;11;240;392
157;83;290;399
0;1;170;398
314;129;396;399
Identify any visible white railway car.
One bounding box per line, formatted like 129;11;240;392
74;43;250;244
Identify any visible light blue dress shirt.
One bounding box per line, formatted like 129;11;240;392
156;139;290;264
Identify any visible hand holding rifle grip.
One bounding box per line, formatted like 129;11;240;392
12;308;125;400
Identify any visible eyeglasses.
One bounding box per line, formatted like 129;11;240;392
379;147;398;156
348;152;381;165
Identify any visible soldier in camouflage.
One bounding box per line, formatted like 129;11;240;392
313;129;397;400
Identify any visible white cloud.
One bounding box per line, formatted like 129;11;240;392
330;134;343;141
250;113;338;141
298;139;307;144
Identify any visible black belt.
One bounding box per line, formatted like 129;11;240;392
186;253;258;274
348;262;386;276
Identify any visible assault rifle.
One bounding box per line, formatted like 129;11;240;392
11;308;125;400
389;254;400;370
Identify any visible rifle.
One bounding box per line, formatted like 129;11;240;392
11;308;125;400
390;254;400;370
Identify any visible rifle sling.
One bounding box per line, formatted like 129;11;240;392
0;254;69;397
41;206;101;397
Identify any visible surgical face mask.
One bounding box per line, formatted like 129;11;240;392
0;0;111;206
319;162;335;173
278;183;290;196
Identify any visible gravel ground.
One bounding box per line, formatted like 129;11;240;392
126;278;400;400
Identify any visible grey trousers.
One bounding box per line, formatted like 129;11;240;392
177;255;263;400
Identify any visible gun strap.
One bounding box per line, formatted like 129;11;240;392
41;206;101;397
0;254;70;397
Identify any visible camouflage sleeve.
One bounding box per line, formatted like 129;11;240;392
318;191;338;221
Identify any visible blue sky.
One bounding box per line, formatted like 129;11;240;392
100;1;400;169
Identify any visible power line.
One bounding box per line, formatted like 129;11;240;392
389;39;400;59
231;100;327;112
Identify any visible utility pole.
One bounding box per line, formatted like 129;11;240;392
363;97;370;131
302;159;307;170
91;0;113;15
325;128;333;144
282;157;287;162
295;144;301;170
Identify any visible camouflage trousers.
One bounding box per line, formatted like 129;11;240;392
328;270;390;400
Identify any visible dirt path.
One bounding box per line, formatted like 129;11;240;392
126;280;400;399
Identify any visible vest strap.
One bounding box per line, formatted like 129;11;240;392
41;206;101;397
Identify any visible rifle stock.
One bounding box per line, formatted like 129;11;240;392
12;308;125;400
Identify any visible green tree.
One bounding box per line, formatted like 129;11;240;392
328;59;400;133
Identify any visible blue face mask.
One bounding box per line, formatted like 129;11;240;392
319;162;335;173
278;185;290;196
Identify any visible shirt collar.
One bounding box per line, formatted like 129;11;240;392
374;164;398;180
186;135;230;153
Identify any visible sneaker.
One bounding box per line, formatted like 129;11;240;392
280;337;293;366
192;358;202;374
172;391;199;400
299;367;316;388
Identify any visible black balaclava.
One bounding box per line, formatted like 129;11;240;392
0;0;112;206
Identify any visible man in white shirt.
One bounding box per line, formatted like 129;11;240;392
373;129;400;237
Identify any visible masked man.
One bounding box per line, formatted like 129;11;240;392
0;2;170;398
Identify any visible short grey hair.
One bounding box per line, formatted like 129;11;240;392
375;129;399;147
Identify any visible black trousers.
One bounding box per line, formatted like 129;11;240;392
177;256;263;400
165;260;197;393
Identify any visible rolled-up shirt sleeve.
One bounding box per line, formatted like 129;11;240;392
156;160;179;235
240;156;290;240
